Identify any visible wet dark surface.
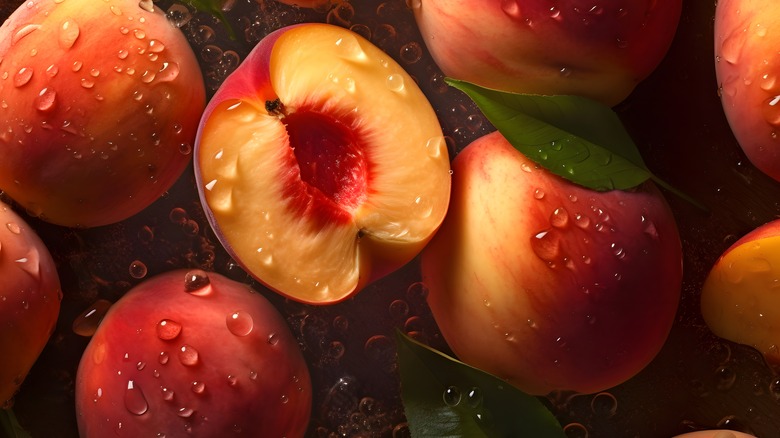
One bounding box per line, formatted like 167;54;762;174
3;0;780;437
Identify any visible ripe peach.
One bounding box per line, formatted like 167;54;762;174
75;269;311;437
715;0;780;182
412;0;682;106
421;131;683;395
0;200;61;406
701;219;780;366
194;23;451;304
673;431;757;438
0;0;205;227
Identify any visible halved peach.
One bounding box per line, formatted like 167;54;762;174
194;23;451;304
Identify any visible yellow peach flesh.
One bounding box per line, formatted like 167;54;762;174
197;24;450;304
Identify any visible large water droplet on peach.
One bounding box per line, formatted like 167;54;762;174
763;95;780;126
550;207;569;228
184;269;211;295
386;74;405;92
13;68;33;88
531;229;560;264
58;19;80;49
124;380;149;416
15;248;40;278
34;87;56;112
226;311;254;336
334;35;368;62
178;345;199;366
720;29;746;65
156;62;179;83
12;24;40;45
156;319;182;340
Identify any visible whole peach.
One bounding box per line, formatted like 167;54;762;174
0;0;205;227
673;431;757;438
421;131;683;395
0;200;61;405
412;0;682;106
715;0;780;182
76;269;311;437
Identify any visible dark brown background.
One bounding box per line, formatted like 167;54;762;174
2;0;779;436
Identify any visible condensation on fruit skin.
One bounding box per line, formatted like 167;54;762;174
124;380;149;416
226;310;254;336
156;319;182;340
184;269;212;295
178;344;199;366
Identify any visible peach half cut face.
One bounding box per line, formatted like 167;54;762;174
194;23;451;305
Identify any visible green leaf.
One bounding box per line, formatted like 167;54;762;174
447;79;707;210
447;78;654;191
0;408;31;438
396;331;566;438
187;0;237;40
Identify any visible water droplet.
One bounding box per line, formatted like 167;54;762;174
191;381;206;394
58;19;80;49
129;260;147;279
6;223;20;234
764;94;780;126
531;230;560;264
71;60;83;72
550;208;569;228
177;407;194;418
12;24;40;45
267;332;279;345
125;380;149;415
178;345;199;366
227;375;238;386
334;35;368;61
226;311;253;336
715;365;737;391
399;42;422;64
148;39;165;53
184;269;211;295
45;64;58;78
534;188;545;200
641;216;659;239
158;351;170;365
156;319;182;340
281;394;289;404
563;422;589;438
15;248;40;278
611;243;626;259
140;70;156;84
388;300;409;319
590;392;617;418
13;67;33;87
443;386;462;406
34;87;56;112
721;28;746;64
72;299;112;336
386;74;405;92
425;136;444;158
466;387;483;408
134;29;146;39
